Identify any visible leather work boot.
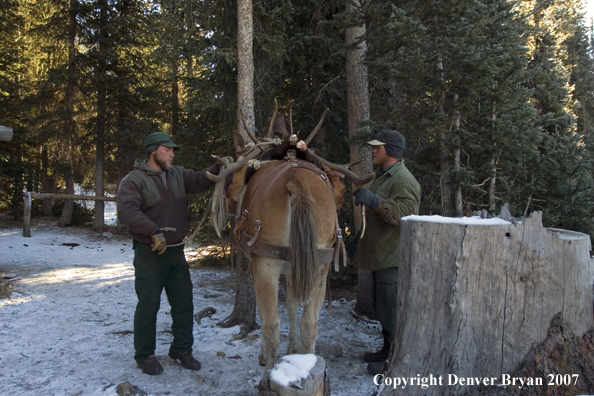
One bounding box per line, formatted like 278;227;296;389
138;355;163;375
367;361;387;376
363;330;391;363
169;351;202;370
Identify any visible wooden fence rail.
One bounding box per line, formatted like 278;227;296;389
22;192;117;237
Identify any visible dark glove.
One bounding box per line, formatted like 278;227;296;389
354;187;380;210
151;231;167;255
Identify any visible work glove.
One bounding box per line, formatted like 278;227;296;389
151;231;167;255
354;187;380;210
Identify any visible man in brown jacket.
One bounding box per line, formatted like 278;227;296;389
353;129;421;375
117;132;220;375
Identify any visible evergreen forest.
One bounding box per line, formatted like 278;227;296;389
1;0;594;241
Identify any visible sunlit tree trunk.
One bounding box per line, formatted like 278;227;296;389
93;0;107;232
217;0;259;335
59;0;77;228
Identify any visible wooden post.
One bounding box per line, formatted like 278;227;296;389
23;192;31;237
380;212;593;395
21;192;116;237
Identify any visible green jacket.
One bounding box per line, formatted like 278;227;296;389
354;160;421;271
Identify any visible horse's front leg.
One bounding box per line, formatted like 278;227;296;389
300;262;330;354
251;255;283;369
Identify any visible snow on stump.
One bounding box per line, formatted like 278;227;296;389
380;211;593;395
259;354;330;396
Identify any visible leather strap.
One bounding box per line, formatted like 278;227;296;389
236;158;347;269
241;230;335;263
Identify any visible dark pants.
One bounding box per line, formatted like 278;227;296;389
133;242;194;364
372;267;398;343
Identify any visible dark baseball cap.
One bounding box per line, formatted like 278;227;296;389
144;132;179;154
367;129;405;159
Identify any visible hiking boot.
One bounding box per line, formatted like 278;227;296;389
138;355;163;375
367;361;387;375
363;346;390;363
169;351;201;370
363;329;391;363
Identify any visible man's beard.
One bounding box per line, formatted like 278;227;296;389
154;153;172;171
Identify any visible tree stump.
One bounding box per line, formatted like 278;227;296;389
380;212;593;395
259;355;330;396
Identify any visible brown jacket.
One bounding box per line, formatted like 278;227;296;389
117;159;218;245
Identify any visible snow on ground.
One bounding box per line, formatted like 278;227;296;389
0;217;380;396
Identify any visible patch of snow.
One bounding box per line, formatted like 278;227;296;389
0;219;379;395
270;354;317;387
403;214;512;226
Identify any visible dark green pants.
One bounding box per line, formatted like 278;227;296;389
372;267;398;343
133;242;194;364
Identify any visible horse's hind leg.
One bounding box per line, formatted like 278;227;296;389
285;281;300;355
251;255;283;369
300;262;330;354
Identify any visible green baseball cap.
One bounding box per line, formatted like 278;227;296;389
144;132;179;154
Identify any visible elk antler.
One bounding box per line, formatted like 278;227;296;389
308;150;374;188
266;99;279;138
207;146;266;184
303;108;329;145
239;109;259;144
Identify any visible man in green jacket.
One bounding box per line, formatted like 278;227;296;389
353;129;421;375
117;132;220;375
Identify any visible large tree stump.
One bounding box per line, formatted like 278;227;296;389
380;212;593;395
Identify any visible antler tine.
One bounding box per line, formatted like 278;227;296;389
266;99;279;138
304;108;329;145
308;150;374;188
233;131;245;154
206;148;262;183
239;109;259;144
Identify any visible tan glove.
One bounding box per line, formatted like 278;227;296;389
151;232;167;255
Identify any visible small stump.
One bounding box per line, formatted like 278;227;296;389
259;354;330;396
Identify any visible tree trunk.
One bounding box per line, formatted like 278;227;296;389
216;0;259;334
59;0;77;228
41;146;55;216
437;53;452;217
236;0;254;144
93;0;107;233
381;212;593;395
217;249;259;334
345;0;374;318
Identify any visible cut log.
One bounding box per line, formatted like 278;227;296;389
380;212;593;395
0;126;13;142
259;355;330;396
